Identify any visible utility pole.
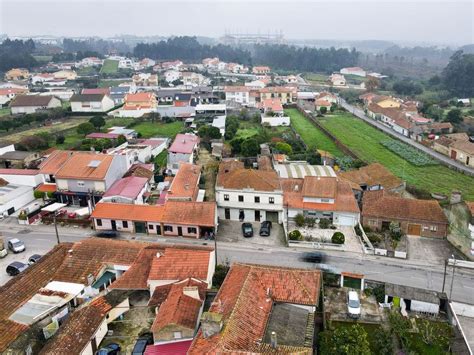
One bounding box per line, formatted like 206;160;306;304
53;212;60;245
442;259;448;293
449;255;456;300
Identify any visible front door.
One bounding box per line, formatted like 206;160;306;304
111;220;117;231
178;226;183;236
225;208;230;220
254;210;260;222
157;225;162;235
451;150;457;159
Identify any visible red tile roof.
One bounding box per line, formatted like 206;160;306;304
362;190;448;224
148;247;212;281
216;162;281;192
35;183;57;193
144;340;193;355
86;132;121;139
38;150;75;175
188;264;320;354
169;134;199;154
338;163;403;191
55;153;114;180
81;88;110;95
167;163;200;201
103;176;148;199
0;168;39;176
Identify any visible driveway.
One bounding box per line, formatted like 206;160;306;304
407;235;465;264
217;220;286;247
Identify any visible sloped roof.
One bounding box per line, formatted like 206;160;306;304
55;153;114;180
169;134;199;154
10;95;55;107
103;176;148;199
38;150;75;175
301;176;337;199
338;163;403;191
167;163;200;201
188;263;320;354
216;163;281;192
70;94;105;102
362;190;448;224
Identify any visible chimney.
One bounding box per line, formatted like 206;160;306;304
183;286;200;300
294;185;299;192
200;312;223;338
270;331;277;349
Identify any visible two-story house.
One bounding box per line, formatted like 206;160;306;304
216;160;283;223
167;134;200;175
224;86;251;106
54;153;128;207
259;86;297;105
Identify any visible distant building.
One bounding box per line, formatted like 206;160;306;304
10;95;61;114
340;66;366;77
70;94;115;113
4;68;29;81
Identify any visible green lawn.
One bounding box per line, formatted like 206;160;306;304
98;79;129;88
154;150;167;169
286;108;344;157
304;72;328;82
0;107;10;116
104;117;135;129
319;114;474;200
100;59;119;74
133;121;183;139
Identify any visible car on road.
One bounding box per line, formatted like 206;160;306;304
347;290;361;319
6;261;28;276
8;238;25;253
96;343;121;355
241;223;253;238
28;254;42;265
300;251;326;263
95;231;120;238
132;333;153;355
259;221;272;237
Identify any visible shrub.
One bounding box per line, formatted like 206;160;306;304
294;213;305;227
288;230;302;241
331;231;345;244
363;225;372;233
34;190;45;199
55;134;65;144
212;264;230;289
367;232;382;244
304;217;316;228
319;218;331;229
354;224;362;237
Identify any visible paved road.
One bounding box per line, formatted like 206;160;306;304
339;99;474;176
1;222;473;304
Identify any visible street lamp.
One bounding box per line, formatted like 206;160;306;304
41;203;67;245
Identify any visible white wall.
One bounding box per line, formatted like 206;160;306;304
0;185;35;215
0;144;15;156
0;173;43;187
261;115;290;127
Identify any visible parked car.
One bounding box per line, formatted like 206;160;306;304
347;290;361;318
6;261;28;276
95;231;120;238
132;333;153;355
0;236;7;258
28;254;42;265
300;251;326;263
259;221;272;236
96;343;121;355
8;238;25;253
241;223;253;238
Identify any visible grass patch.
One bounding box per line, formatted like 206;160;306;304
154;150;167;169
98;79;129;88
285;108;344;157
100;59;119;74
104;117;135;129
133;121;183;139
319;114;474;200
304;72;327;82
33;55;52;63
0;107;10;116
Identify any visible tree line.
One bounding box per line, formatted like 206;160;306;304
133;36;359;73
0;39;37;71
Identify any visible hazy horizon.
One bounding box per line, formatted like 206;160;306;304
1;0;473;46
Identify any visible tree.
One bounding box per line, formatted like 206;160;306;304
240;138;259;157
365;76;380;92
320;106;328;115
373;329;393;355
117;135;127;146
55;135;65;145
294;213;305;227
445;108;463;123
319;324;371;355
225;115;240;140
392;80;423;95
330;103;337;112
89;116;106;131
198;125;222;142
442;51;474;97
331;232;345;244
275;142;292;155
77;122;95;136
0;120;13;132
18;135;49;151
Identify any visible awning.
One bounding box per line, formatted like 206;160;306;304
35;183;57;193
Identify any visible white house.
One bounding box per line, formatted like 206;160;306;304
164;70;182;84
70;94;115;113
259;98;290;127
101;176;149;204
167;134;200;175
0;180;35;217
10;95;61;114
224;86;251;106
340;67;366;77
216;161;284;223
0;168;44;187
329;73;346;87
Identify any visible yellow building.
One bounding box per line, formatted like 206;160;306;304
372;96;401;108
4;68;30;81
259;87;297;105
53;70;77;80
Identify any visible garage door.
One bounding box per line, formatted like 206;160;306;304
407;223;421;236
337;215;355;226
266;212;279;223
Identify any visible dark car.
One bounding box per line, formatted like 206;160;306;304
241;223;253;238
259;221;272;237
96;343;121;355
6;261;28;276
300;251;326;263
95;230;120;238
132;333;153;355
28;254;42;265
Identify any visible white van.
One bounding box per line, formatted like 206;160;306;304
347;290;361;318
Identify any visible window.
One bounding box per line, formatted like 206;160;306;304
96;219;102;227
269;197;275;204
224;194;229;201
77;181;85;187
369;219;377;226
430;225;438;231
238;195;244;202
164;225;173;232
122;221;128;228
321;198;330;203
173;331;182;339
149;224;154;230
254;196;260;203
188;227;197;234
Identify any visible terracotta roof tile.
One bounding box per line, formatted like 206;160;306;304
338;163;403;191
55;153;114;180
167;163;200;201
217;163;281;192
188;264;320;354
362;190;448;224
38;150;75;175
302;176;337;199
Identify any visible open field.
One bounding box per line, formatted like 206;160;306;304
133;121;183;138
99;59;119;74
286;108;344;157
318;114;474;200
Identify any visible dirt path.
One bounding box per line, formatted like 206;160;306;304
197;148;218;202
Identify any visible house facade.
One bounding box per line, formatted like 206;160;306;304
224;86;251;106
167;134;200;175
70;94;115;113
10;95;61;114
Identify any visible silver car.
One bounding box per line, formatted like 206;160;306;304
8;238;25;253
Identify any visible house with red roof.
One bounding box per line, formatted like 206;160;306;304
167;134;200;175
102;176;150;204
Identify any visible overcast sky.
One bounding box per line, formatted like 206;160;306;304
1;0;473;45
